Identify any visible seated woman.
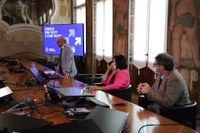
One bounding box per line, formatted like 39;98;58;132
91;55;130;90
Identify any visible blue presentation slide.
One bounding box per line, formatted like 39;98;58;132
42;24;84;56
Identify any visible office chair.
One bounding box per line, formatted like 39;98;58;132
138;96;197;130
159;98;197;130
75;73;103;85
94;74;104;77
103;85;132;102
74;73;93;83
84;76;103;85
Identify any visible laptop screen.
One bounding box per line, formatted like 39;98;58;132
29;66;45;84
0;86;13;98
52;87;95;97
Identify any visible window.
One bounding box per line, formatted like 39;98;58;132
74;0;86;54
76;0;85;6
43;13;46;23
49;9;52;16
39;16;43;25
95;0;113;62
129;0;168;71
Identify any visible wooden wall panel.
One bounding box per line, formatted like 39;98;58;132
85;0;94;73
113;0;129;57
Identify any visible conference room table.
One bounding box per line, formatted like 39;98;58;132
0;60;197;133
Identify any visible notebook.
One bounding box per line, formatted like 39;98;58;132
85;106;128;133
43;67;62;79
0;113;53;132
45;73;62;79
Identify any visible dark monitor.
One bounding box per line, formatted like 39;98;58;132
20;119;102;133
28;66;45;84
52;87;94;97
0;113;53;132
0;76;5;88
85;106;128;133
42;24;84;56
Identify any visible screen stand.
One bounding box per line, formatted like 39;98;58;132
64;97;90;118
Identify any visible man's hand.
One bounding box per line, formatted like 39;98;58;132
137;83;143;94
137;83;150;94
55;66;59;73
63;73;70;79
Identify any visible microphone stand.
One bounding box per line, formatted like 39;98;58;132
73;97;82;111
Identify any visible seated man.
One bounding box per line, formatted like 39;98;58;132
91;55;130;90
137;53;191;114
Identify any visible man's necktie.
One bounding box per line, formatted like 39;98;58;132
59;48;63;74
158;78;162;89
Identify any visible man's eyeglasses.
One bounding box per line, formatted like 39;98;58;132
153;62;160;66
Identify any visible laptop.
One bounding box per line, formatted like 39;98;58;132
0;113;53;132
28;66;62;84
29;66;45;84
85;106;128;133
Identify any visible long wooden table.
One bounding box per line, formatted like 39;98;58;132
0;60;197;133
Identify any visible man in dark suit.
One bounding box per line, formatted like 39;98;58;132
137;53;191;114
56;36;77;79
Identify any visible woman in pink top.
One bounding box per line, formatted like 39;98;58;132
91;55;130;90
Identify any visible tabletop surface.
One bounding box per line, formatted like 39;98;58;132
0;60;197;133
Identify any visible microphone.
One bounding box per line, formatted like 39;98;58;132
43;85;51;102
51;80;56;88
25;97;36;111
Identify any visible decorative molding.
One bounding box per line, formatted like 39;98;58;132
0;21;43;58
50;0;71;24
0;21;41;34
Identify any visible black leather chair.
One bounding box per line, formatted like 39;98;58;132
159;99;197;130
103;85;132;102
75;73;103;84
138;96;197;130
74;73;93;83
94;74;104;77
84;76;103;85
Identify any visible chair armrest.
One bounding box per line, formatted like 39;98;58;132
92;83;105;86
138;94;153;109
159;98;197;130
84;77;103;85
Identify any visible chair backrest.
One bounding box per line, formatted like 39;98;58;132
74;74;93;83
94;74;104;77
75;73;103;84
103;85;132;102
160;98;197;130
84;76;103;85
